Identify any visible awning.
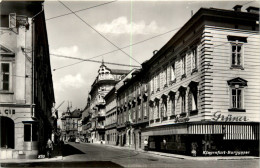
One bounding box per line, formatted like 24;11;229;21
142;124;188;136
188;123;259;140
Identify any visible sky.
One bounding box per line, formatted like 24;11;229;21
43;0;260;118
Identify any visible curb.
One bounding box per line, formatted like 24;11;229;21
94;143;260;161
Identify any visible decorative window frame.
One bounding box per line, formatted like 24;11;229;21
227;77;247;112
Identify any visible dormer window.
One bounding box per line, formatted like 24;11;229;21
227;77;247;112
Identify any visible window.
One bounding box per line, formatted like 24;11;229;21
191;47;198;71
188;82;198;115
132;109;135;120
181;94;186;113
138;105;141;119
231;42;242;67
232;89;241;108
227;77;247;112
178;87;186;114
143;102;147;117
164;68;167;86
170;63;176;82
24;125;31;142
169;94;175;115
157;73;160;91
24;123;38;142
0;63;11;91
181;55;186;77
161;100;167;117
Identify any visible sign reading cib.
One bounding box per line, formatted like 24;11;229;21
0;108;15;115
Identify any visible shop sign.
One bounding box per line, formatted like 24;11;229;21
203;150;250;156
212;112;248;122
0;108;15;116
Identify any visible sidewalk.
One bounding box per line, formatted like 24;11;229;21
0;144;63;163
96;143;260;161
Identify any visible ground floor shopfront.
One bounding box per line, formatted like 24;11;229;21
0;106;51;159
143;122;259;156
91;130;105;144
117;123;148;150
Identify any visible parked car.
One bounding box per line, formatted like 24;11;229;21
75;138;80;143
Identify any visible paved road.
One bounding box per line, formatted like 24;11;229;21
62;142;259;168
1;142;259;168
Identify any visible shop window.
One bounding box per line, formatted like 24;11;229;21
24;123;38;142
0;63;11;91
24;125;31;142
227;77;247;112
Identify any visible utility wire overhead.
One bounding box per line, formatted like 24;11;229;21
46;1;117;21
58;1;141;65
52;54;141;71
51;26;181;71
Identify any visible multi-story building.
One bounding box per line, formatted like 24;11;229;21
104;87;117;145
89;62;129;143
0;1;55;159
116;69;149;149
60;108;82;141
142;5;259;156
81;96;92;142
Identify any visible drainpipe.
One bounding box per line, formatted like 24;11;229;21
31;3;44;118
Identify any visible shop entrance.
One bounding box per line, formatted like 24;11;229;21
0;116;14;149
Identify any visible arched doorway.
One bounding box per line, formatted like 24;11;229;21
0;116;15;149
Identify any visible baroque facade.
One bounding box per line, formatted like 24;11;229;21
88;62;129;143
0;1;55;159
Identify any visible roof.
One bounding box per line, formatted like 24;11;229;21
70;109;82;118
110;69;130;75
143;6;259;68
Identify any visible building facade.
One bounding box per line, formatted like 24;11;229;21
60;109;82;141
81;96;92;142
142;5;260;156
0;1;55;159
116;69;149;150
104;87;117;145
89;62;129;144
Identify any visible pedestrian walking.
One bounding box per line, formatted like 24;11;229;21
191;142;198;157
46;138;53;158
163;138;167;150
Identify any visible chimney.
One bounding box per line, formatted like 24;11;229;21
233;5;242;12
246;6;260;14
